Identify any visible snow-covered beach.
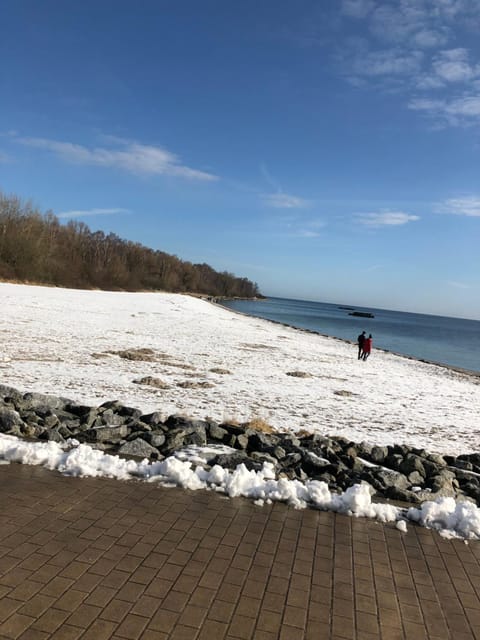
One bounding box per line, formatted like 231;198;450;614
1;283;480;540
1;283;478;457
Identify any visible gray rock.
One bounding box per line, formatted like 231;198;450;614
208;451;263;472
0;385;24;405
453;459;474;471
21;391;66;411
99;409;125;426
85;425;130;442
399;454;426;478
43;414;60;429
250;451;278;466
247;432;276;453
0;406;24;432
385;487;421;503
283;452;302;466
428;469;458;494
283;435;301;449
126;420;151;433
19;410;40;425
142;431;166;448
57;408;94;430
384;454;404;471
66;403;98;419
272;446;287;460
20;423;37;438
301;451;334;476
220;423;246;436
408;471;425;486
208;423;228;441
98;400;125;412
163;422;207;454
426;453;447;467
235;434;249;450
140;412;164;427
374;469;409;491
118;438;159;459
370;446;389;464
45;427;67;444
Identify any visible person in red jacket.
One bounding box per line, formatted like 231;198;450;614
362;334;372;360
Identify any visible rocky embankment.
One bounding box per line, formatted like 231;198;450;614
1;384;479;507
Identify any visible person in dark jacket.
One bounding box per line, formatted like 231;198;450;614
357;331;366;359
362;334;372;360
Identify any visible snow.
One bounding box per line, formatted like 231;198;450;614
0;283;479;541
1;433;479;540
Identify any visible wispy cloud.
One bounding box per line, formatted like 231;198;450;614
57;207;130;219
293;218;325;237
260;164;310;209
447;280;470;289
409;94;480;127
274;215;325;238
438;196;480;217
356;210;420;226
0;151;10;163
334;1;480;126
16;136;218;181
263;192;311;209
341;0;375;19
351;48;424;78
432;48;478;83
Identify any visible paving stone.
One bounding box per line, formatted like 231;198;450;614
1;463;480;640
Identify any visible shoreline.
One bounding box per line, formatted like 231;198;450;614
216;300;480;380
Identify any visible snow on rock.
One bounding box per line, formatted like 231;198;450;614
2;433;480;541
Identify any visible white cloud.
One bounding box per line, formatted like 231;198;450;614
415;74;445;89
439;196;480;216
333;0;480;129
356;210;420;226
57;208;130;219
17;136;218;181
409;94;480;125
432;48;477;82
446;96;480;117
413;29;449;48
263;193;311;209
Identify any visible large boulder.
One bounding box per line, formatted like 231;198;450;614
0;406;24;433
399;454;427;478
118;438;160;459
370;446;389;465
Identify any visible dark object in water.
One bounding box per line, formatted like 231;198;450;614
349;311;375;318
338;306;355;310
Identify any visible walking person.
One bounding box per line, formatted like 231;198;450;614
357;331;366;360
362;334;372;361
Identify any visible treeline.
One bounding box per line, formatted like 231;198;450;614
0;192;261;298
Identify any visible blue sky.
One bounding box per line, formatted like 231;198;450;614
1;0;480;319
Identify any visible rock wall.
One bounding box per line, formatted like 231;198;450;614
1;384;479;507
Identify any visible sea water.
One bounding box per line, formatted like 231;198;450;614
219;297;480;375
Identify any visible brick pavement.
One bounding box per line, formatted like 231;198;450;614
0;463;479;640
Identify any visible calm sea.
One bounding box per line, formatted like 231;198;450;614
219;297;480;375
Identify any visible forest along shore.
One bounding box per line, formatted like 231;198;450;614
0;283;479;457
